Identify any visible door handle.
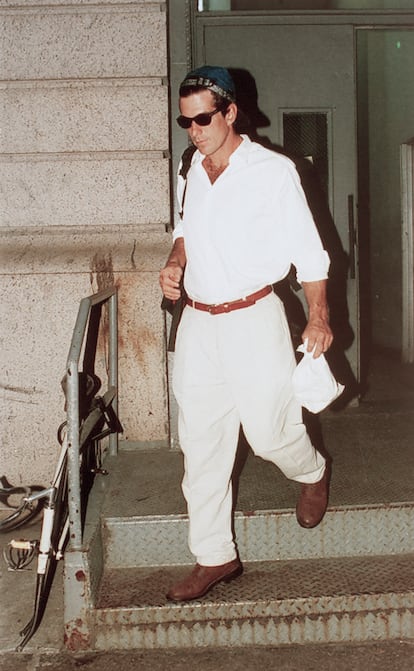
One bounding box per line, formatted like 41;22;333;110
348;194;356;279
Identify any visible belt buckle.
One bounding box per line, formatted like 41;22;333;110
208;303;228;315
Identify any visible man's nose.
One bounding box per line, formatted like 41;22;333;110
188;121;201;137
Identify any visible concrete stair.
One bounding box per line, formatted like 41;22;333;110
67;390;414;652
93;554;414;648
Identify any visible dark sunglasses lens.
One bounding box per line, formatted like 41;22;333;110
176;113;214;129
196;114;213;126
177;116;192;129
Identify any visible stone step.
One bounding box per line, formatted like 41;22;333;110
66;398;414;651
99;449;414;567
102;504;414;568
91;554;414;649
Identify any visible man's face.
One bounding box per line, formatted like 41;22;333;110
179;90;235;159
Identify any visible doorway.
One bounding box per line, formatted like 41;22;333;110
196;20;359;398
356;29;414;369
167;5;414;444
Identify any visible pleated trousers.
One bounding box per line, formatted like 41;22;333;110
172;291;325;566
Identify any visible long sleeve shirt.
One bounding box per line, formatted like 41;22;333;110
173;135;330;305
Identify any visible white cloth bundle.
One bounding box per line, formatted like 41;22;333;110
292;340;345;413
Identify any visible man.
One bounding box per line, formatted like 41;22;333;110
159;66;333;602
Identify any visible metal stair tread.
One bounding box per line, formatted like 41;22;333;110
98;447;414;566
75;355;414;649
102;414;414;522
95;553;414;614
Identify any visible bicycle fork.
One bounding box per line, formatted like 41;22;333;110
36;489;58;572
13;484;69;651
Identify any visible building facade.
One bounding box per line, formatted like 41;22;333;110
1;1;171;484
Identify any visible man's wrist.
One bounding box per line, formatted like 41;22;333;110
308;305;329;320
165;259;181;269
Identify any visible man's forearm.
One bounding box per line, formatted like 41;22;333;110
301;279;333;356
166;237;186;270
302;279;329;322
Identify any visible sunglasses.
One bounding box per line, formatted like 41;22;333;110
176;108;221;129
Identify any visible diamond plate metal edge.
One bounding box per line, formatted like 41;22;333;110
103;504;414;567
92;601;414;649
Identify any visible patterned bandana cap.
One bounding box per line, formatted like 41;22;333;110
179;65;236;103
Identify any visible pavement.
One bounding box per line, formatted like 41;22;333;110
0;547;412;671
0;640;414;671
1;347;413;670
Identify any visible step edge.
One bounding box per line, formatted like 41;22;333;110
93;591;414;621
102;501;414;525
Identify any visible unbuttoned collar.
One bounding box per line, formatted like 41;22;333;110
229;134;251;166
191;134;252;167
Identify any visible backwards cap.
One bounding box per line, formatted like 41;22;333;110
179;65;236;103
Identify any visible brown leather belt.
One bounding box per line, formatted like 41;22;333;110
186;285;273;315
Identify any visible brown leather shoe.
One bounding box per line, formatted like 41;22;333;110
166;558;243;602
296;464;331;529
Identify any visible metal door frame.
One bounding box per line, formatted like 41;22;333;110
169;3;414;228
167;3;414;445
401;139;414;363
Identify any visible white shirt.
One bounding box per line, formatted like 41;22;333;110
173;135;330;304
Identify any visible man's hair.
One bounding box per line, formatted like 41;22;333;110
179;66;236;117
179;84;231;116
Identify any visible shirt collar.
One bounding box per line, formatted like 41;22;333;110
229;134;251;165
192;133;252;165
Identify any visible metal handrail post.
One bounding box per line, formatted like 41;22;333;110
108;290;119;456
66;359;82;550
65;287;118;550
66;294;92;551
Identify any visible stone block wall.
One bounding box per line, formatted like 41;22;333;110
0;1;172;484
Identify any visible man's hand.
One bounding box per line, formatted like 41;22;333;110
159;237;186;301
160;263;183;301
302;317;333;358
302;280;333;358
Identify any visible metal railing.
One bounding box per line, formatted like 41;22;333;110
65;287;119;551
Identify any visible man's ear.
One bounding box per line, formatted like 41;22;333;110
225;103;238;126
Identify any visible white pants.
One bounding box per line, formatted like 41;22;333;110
172;292;325;566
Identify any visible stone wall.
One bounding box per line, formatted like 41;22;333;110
0;1;172;484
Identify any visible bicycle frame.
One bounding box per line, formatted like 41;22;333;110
3;287;122;651
11;385;121;651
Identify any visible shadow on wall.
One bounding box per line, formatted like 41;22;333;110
229;67;360;410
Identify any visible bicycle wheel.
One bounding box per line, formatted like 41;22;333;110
0;479;45;533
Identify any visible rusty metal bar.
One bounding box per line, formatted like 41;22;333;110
66;287;118;551
108;291;119;456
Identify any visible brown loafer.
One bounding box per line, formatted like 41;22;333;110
296;464;331;529
166;558;243;602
